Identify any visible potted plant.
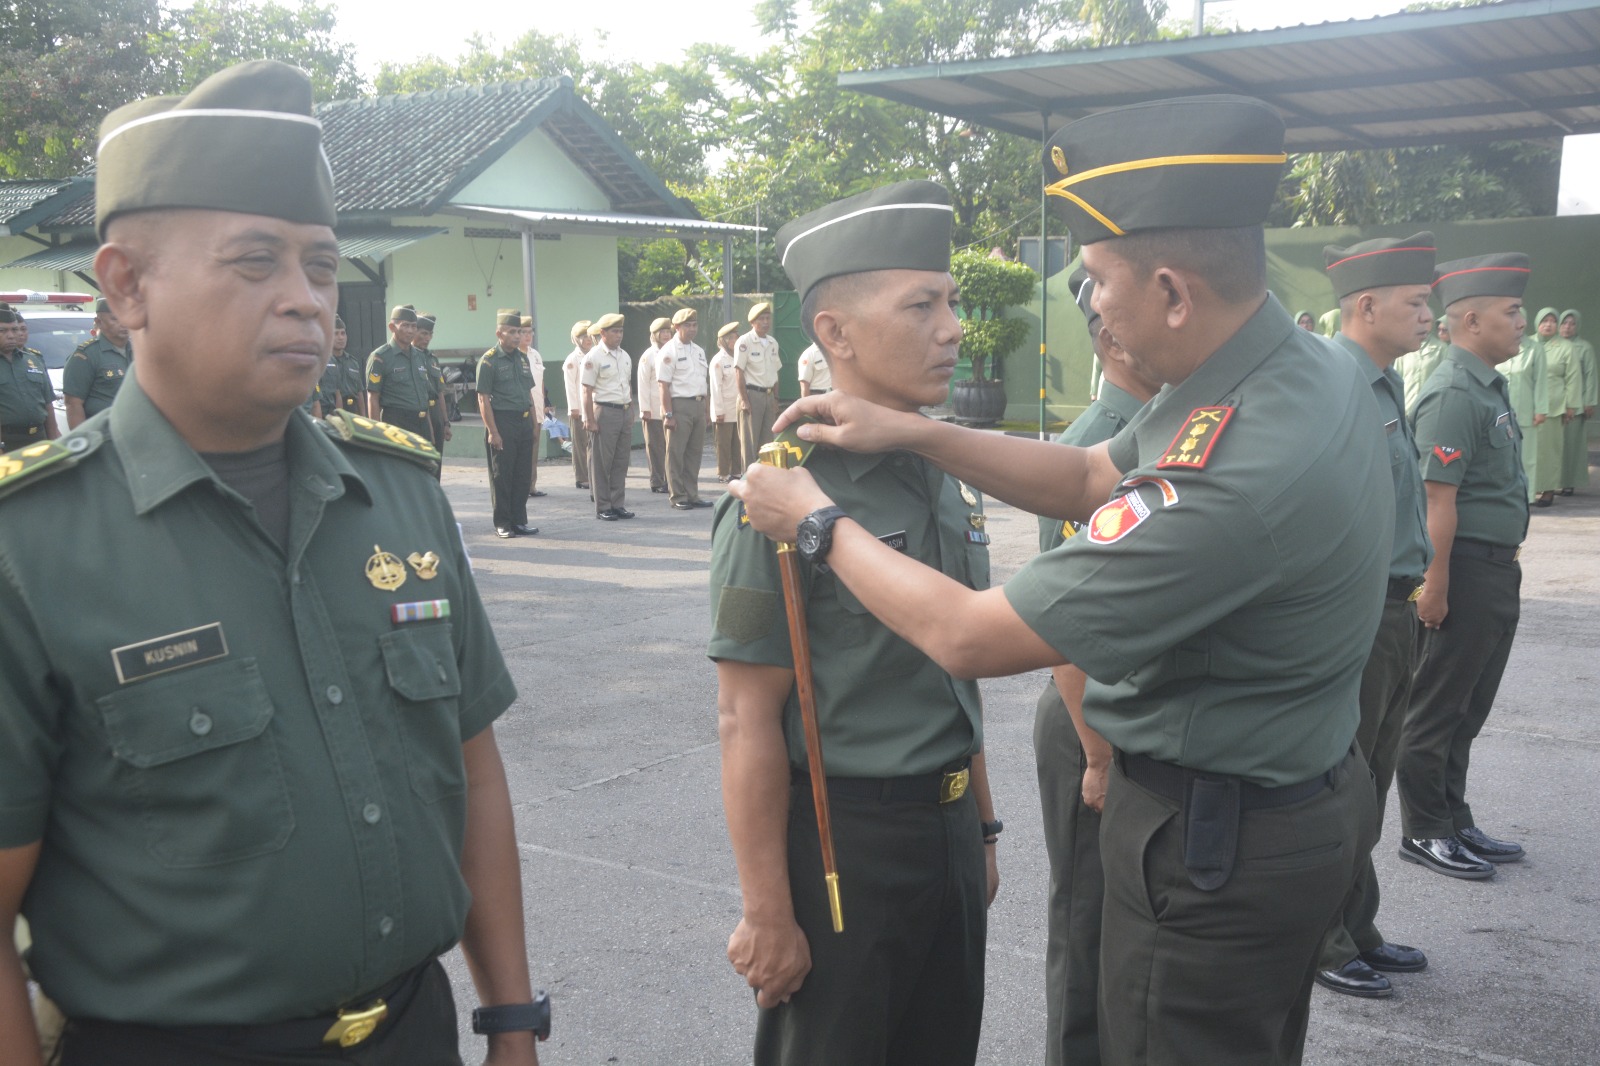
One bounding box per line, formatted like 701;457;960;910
948;249;1036;425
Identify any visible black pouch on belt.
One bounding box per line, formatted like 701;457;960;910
1182;775;1240;891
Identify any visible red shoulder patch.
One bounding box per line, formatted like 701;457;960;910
1086;491;1151;545
1157;407;1234;470
1432;445;1462;466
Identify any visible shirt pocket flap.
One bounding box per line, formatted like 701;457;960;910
379;624;462;701
99;658;273;769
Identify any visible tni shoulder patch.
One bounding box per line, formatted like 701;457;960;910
1157;407;1234;470
0;435;99;501
321;410;441;471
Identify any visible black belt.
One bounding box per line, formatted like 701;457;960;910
1;422;44;436
597;401;627;410
493;407;532;419
745;385;773;393
383;406;427;420
793;758;971;805
1452;538;1521;563
1386;577;1424;602
1119;751;1331;812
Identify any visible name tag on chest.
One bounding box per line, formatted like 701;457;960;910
112;623;229;684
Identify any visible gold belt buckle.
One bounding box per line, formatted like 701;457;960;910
323;1000;387;1047
1407;583;1424;603
939;767;970;804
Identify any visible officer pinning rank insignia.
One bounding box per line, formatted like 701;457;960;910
366;545;407;591
1158;407;1234;470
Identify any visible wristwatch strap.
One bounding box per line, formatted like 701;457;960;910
471;993;551;1037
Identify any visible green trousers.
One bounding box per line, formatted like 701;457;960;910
1033;683;1103;1066
1099;749;1372;1066
754;780;986;1066
1560;413;1590;489
1319;597;1417;969
486;409;533;529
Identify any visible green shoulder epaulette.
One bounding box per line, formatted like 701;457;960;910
0;433;100;501
761;415;820;468
320;409;440;470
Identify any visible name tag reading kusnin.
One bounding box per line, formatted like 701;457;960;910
112;623;228;684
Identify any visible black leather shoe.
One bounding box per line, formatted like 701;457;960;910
1314;959;1392;998
691;499;714;508
671;501;695;510
615;508;635;519
576;482;589;489
495;526;514;539
1399;836;1494;879
530;490;547;497
596;510;619;521
1360;942;1428;973
511;525;539;536
1458;826;1524;862
651;486;668;493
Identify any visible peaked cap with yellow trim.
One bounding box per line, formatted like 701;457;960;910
775;179;953;304
1432;253;1530;307
1043;95;1286;245
96;60;336;239
1324;232;1436;299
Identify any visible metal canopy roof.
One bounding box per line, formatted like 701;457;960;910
446;205;761;240
0;227;447;274
839;0;1600;151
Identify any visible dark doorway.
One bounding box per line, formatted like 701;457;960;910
338;282;387;359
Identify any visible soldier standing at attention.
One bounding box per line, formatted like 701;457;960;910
734;95;1389;1066
519;316;548;500
414;312;451;455
710;321;741;480
366;305;432;440
63;298;132;429
711;179;1000;1066
1558;310;1595;493
0;59;545;1066
334;315;365;413
639;317;671;493
1396;254;1533;880
317;314;345;415
582;313;635;521
1034;270;1158;1066
478;309;538;539
658;307;711;509
563;320;593;489
0;307;60;450
1313;234;1437;999
795;343;831;396
735;301;781;466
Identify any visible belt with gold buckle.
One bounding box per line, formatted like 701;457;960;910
322;1000;388;1047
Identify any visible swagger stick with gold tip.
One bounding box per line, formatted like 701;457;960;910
758;438;843;933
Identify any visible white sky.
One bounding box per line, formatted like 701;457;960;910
329;0;1416;79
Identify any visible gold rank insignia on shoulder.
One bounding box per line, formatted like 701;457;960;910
366;545;407;591
407;550;440;579
322;409;441;469
1157;406;1234;470
958;481;977;507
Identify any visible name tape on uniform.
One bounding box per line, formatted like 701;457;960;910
112;623;229;685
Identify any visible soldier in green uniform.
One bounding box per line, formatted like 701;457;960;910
318;313;346;413
1396;254;1533;881
414;311;451;456
366;305;433;440
1312;233;1437;999
1034;270;1157;1066
62;298;132;429
734;95;1387;1066
0;61;546;1066
0;306;60;451
478;309;538;538
334;315;366;413
711;179;999;1066
1559;310;1595;492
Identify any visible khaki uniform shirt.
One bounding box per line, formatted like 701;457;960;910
1334;333;1432;581
366;343;432;414
734;331;781;389
0;378;515;1024
562;348;585;414
1005;297;1392;787
1412;345;1529;548
637;345;661;415
658;337;707;399
62;337;132;417
527;349;546;416
708;445;988;776
581;343;632;405
1038;381;1144;553
477;345;533;413
796;345;832;392
709;350;739;420
0;346;54;426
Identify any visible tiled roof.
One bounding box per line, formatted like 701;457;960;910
0;178;91;233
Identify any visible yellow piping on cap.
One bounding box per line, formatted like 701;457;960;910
1045;151;1289;237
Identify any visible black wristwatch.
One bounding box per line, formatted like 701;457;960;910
981;819;1004;842
472;993;551;1038
796;506;847;565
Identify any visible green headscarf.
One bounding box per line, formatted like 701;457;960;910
1293;309;1316;329
1561;309;1582;332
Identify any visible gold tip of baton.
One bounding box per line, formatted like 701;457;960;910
825;873;843;933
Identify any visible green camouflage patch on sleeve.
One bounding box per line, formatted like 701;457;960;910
715;585;779;645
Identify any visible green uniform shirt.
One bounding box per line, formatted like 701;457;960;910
1038;380;1144;552
318;353;344;406
476;345;533;412
61;337;132;417
1412;345;1529;547
1397;336;1446;414
0;346;55;425
708;446;988;777
366;342;432;414
1333;333;1432;581
1005;297;1392;786
1502;336;1546;429
0;377;516;1025
337;350;366;402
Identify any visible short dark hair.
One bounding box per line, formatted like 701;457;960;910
799;272;890;348
1112;226;1266;305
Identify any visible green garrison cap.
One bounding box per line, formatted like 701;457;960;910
94;298;111;314
95;60;335;239
334;314;346;329
1068;268;1101;335
496;309;521;327
1324;232;1436;299
1432;254;1530;307
416;313;436;331
1043;95;1287;245
776;180;954;304
390;305;418;323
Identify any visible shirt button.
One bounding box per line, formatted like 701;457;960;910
189;710;213;736
326;685;344;705
378;916;394;937
363;803;382;825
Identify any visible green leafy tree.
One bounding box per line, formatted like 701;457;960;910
949;249;1037;381
162;0;365;100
